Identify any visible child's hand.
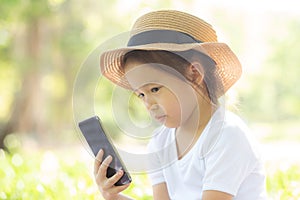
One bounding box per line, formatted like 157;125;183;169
94;149;130;200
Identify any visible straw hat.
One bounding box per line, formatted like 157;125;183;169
100;10;242;97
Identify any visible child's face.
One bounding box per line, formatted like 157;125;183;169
124;59;199;128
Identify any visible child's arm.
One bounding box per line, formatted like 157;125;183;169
94;149;133;200
202;190;233;200
153;183;170;200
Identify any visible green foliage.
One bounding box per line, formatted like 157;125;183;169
21;0;51;21
266;165;300;199
0;148;152;200
0;149;100;199
1;146;300;199
239;17;300;122
0;134;299;200
0;62;20;120
1;2;300;199
0;0;22;21
0;134;152;199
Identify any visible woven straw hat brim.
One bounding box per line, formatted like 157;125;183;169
100;42;242;97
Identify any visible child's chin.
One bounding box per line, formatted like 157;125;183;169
163;121;179;128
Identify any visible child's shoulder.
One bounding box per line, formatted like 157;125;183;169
199;108;256;157
207;108;248;135
210;109;261;158
223;109;248;127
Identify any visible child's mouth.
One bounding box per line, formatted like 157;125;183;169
154;115;167;123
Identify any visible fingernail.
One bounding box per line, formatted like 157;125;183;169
118;170;123;175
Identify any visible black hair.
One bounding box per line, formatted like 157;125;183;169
123;50;222;105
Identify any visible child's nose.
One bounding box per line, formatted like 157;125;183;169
144;96;157;110
148;104;159;112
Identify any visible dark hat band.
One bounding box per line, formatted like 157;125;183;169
127;29;202;46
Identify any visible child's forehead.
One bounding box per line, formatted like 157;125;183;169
124;63;188;91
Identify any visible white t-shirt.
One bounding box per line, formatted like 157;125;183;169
147;108;267;200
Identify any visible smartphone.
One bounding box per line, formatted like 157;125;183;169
78;116;131;186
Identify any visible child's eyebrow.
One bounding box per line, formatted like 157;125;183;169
133;88;140;93
132;83;156;92
133;83;152;92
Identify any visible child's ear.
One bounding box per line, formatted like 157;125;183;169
186;62;204;85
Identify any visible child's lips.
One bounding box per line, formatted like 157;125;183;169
154;115;166;122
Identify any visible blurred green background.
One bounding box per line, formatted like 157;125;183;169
1;0;300;199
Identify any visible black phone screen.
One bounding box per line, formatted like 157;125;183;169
78;116;131;186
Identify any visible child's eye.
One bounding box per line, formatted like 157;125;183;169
151;87;161;93
137;93;144;98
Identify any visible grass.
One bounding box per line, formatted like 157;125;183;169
0;149;99;199
1;131;300;199
1;149;300;199
0;148;153;200
266;164;300;200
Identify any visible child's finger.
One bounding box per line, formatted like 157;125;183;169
94;149;104;176
110;183;131;194
105;170;124;186
98;155;113;180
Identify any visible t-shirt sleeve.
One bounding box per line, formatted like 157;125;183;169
202;125;258;196
147;137;166;186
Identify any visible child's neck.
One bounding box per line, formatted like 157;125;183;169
175;96;217;160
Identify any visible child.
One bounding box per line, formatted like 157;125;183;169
94;10;267;200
